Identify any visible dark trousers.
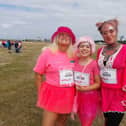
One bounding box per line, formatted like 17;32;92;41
104;112;124;126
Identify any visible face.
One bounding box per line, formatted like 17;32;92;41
78;42;91;58
57;33;71;52
101;23;118;45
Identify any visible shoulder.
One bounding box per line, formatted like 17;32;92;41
89;60;99;74
36;48;52;61
73;57;78;62
121;44;126;51
89;60;99;69
97;47;103;53
116;44;126;56
40;47;52;55
90;59;98;66
96;46;104;59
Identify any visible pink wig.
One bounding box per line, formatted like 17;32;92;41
74;36;96;54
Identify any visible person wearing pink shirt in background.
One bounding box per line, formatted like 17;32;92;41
96;19;126;126
33;26;76;126
73;36;101;126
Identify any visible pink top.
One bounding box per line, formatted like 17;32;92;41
97;44;126;88
33;48;75;87
74;59;99;85
97;45;126;112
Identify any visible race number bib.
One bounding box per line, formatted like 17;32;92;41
100;68;117;84
59;70;74;86
74;71;90;86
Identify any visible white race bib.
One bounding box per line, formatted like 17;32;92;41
74;71;90;86
59;70;74;86
100;68;117;84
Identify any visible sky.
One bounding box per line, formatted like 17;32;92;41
0;0;126;40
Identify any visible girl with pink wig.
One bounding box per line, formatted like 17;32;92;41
73;36;101;126
96;19;126;126
33;26;76;126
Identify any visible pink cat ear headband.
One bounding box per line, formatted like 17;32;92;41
96;19;118;32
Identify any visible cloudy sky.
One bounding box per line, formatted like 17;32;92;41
0;0;126;40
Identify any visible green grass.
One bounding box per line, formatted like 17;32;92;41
0;42;44;126
0;42;125;126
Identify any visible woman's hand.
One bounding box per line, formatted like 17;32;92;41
121;100;126;107
122;85;126;92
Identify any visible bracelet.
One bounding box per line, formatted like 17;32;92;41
121;100;126;107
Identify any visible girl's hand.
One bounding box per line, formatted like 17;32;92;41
76;85;89;91
70;112;76;120
75;75;101;91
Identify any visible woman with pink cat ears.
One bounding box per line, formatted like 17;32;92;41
33;26;76;126
96;19;126;126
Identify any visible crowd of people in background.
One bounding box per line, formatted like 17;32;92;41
0;40;22;53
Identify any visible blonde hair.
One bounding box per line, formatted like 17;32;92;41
48;35;74;58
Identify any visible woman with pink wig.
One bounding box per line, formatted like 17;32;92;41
96;19;126;126
73;36;101;126
33;26;76;126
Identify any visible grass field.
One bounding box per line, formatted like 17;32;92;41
0;42;126;126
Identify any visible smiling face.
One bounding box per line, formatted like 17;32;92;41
57;33;72;52
101;23;118;45
78;42;91;58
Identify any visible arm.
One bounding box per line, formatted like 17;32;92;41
34;72;43;91
121;66;126;107
33;49;48;91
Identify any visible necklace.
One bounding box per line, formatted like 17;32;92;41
102;43;120;66
105;43;120;50
103;43;120;56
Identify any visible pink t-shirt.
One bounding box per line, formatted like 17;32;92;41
74;60;99;85
33;48;75;87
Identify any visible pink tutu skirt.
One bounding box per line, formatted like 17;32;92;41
37;82;75;114
77;90;101;122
